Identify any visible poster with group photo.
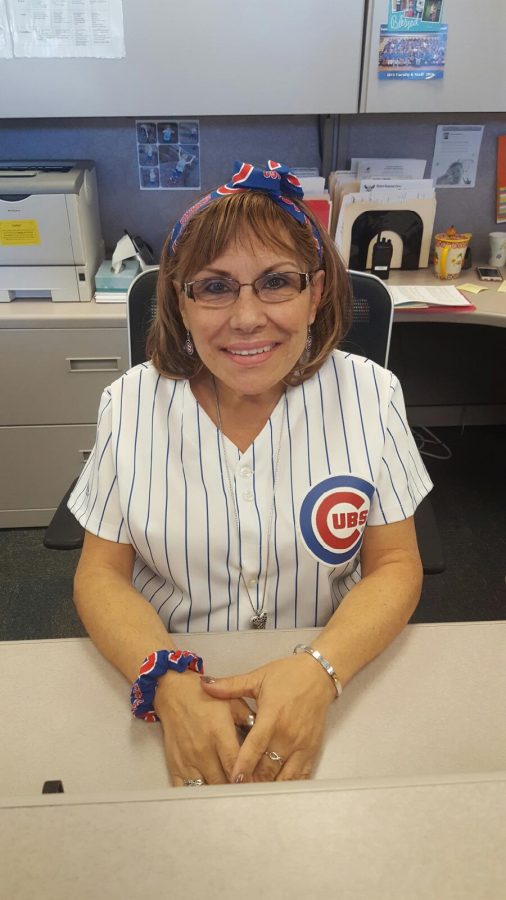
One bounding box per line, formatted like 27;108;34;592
378;24;447;80
136;120;201;191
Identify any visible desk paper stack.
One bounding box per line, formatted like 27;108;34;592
329;158;436;270
390;285;474;310
95;291;127;303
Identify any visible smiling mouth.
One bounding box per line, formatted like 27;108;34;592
226;343;276;357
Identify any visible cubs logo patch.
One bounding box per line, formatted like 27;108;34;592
299;475;375;566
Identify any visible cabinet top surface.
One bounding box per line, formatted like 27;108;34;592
0;298;127;329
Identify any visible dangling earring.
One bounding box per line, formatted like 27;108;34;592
184;330;194;356
305;326;313;354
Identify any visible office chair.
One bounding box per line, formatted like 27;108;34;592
44;267;445;573
344;270;444;575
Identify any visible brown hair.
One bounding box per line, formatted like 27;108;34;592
146;191;352;385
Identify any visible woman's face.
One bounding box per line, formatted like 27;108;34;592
177;230;324;402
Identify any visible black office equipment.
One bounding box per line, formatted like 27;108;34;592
44;267;444;574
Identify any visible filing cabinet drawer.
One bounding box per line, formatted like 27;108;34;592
0;327;129;426
0;423;97;527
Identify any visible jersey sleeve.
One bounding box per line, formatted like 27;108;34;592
368;373;433;525
67;388;129;543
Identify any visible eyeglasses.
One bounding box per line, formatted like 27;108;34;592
182;271;314;309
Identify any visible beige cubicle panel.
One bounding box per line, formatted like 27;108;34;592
0;0;365;117
1;622;505;798
361;0;506;113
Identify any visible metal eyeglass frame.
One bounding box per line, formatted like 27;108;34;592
182;271;314;305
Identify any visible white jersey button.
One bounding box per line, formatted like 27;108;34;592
243;490;254;501
240;466;253;478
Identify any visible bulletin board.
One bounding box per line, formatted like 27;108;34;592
0;0;365;118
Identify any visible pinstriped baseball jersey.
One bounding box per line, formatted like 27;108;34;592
68;350;432;633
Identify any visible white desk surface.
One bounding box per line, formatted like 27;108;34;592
1;622;505;798
389;267;506;327
1;622;505;899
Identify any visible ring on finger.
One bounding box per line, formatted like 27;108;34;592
238;712;256;736
264;750;284;765
182;778;206;786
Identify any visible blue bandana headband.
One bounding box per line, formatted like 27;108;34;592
168;159;323;261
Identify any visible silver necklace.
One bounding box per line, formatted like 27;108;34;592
213;377;286;629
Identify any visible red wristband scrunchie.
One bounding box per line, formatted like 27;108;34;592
130;649;204;722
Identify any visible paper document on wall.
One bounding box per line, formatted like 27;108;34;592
431;125;484;189
0;0;13;57
6;0;125;58
390;286;473;309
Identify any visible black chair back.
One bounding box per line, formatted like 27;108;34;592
340;270;394;367
127;266;159;366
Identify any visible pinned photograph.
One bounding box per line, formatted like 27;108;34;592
422;0;443;23
159;143;200;189
137;122;157;144
139;166;160;189
138;144;159;167
179;121;199;144
158;122;179;144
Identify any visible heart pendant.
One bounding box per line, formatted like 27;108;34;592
250;611;267;629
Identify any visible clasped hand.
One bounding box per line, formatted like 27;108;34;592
154;655;336;786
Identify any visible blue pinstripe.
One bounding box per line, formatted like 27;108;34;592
196;404;213;631
285;395;299;626
216;427;233;632
143;373;161;571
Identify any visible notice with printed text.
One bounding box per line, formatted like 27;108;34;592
6;0;125;57
0;0;13;56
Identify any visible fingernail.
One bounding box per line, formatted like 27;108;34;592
200;675;216;684
235;773;245;784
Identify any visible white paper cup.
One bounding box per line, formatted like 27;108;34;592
488;232;506;267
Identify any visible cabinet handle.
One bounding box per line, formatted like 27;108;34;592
67;357;120;373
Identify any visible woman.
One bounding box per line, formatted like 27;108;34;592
69;160;432;786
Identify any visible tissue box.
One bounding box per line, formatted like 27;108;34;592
95;259;140;292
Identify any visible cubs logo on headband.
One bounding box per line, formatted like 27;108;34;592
168;159;323;259
299;475;375;566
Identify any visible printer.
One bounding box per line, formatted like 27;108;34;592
0;160;104;302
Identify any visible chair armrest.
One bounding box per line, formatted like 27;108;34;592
414;496;445;575
43;479;84;551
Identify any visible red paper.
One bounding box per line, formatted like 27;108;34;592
304;197;332;231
